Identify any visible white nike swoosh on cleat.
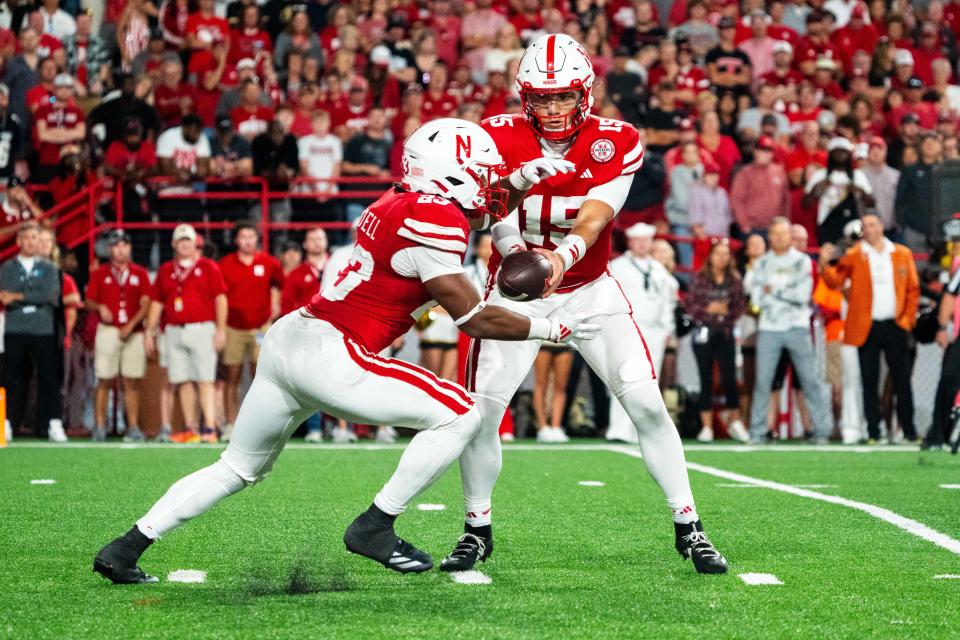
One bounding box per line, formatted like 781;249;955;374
388;555;410;564
394;560;424;570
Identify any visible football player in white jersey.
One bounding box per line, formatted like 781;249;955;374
442;34;729;574
92;119;596;583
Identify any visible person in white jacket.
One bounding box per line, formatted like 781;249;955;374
606;222;678;443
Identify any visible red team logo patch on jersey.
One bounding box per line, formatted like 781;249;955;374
590;138;615;163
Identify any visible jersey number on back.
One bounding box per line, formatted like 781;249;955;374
321;245;375;302
519;195;587;249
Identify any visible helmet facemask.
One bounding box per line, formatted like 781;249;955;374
520;86;590;141
462;160;509;221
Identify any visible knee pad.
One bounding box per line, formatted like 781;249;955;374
436;405;482;442
618;382;672;430
609;359;656;399
218;452;269;487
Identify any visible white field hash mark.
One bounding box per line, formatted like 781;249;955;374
30;479;56;485
939;484;960;489
612;447;960;556
167;569;207;583
934;574;960;579
738;573;784;586
449;571;492;585
416;503;446;511
578;481;606;487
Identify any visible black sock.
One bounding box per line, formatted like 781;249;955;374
366;503;397;526
123;526;153;556
465;523;492;540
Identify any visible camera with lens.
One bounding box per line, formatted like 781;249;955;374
828;218;864;265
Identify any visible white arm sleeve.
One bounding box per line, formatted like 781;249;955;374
391;246;465;282
584;173;635;214
491;209;525;256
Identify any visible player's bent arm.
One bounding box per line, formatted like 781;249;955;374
538;174;635;295
425;272;531;340
425;273;583;342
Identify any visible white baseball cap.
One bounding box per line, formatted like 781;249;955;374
625;222;657;239
773;40;792;55
894;49;914;66
172;223;197;242
827;136;854;153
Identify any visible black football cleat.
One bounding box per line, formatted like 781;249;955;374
93;528;158;584
439;533;493;572
675;520;728;574
343;510;433;573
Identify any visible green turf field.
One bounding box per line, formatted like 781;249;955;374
1;442;958;639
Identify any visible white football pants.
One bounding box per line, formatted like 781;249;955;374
607;327;668;443
459;274;696;526
137;311;480;539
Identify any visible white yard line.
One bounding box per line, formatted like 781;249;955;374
614;446;960;556
738;573;783;585
167;569;207;583
448;570;492;585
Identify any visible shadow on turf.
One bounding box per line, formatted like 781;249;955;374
243;550;355;598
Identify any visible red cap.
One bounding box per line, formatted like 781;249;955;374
851;3;866;18
679;117;696;132
868;136;887;149
756;136;776;151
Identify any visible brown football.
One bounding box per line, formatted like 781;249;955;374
497;251;553;301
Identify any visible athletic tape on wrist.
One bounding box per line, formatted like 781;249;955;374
556;234;587;271
455;301;486;327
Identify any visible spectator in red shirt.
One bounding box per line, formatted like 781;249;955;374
231;79;274;141
103;118;158;220
26;11;65;68
280;227;329;315
288;82;320;138
510;0;543;45
154;59;195;128
25;57;57;116
331;77;372;139
230;3;271;67
145;224;228;444
786;80;823;131
912;21;950;87
767;0;800;46
834;2;878;73
480;67;511;120
812;58;846;103
187;0;230;57
218;222;283;441
697;110;741;189
795;12;841;77
188;40;232;126
85;229;152;442
34;74;86;183
421;64;458;121
760;40;804;103
786;120;827;189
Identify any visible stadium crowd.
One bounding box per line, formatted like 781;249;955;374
0;0;959;449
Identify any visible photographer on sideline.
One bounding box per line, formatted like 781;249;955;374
803;136;875;246
820;212;921;444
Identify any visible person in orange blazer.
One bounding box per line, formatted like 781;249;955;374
820;212;920;443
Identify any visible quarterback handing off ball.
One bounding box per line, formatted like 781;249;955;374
497;251;553;301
